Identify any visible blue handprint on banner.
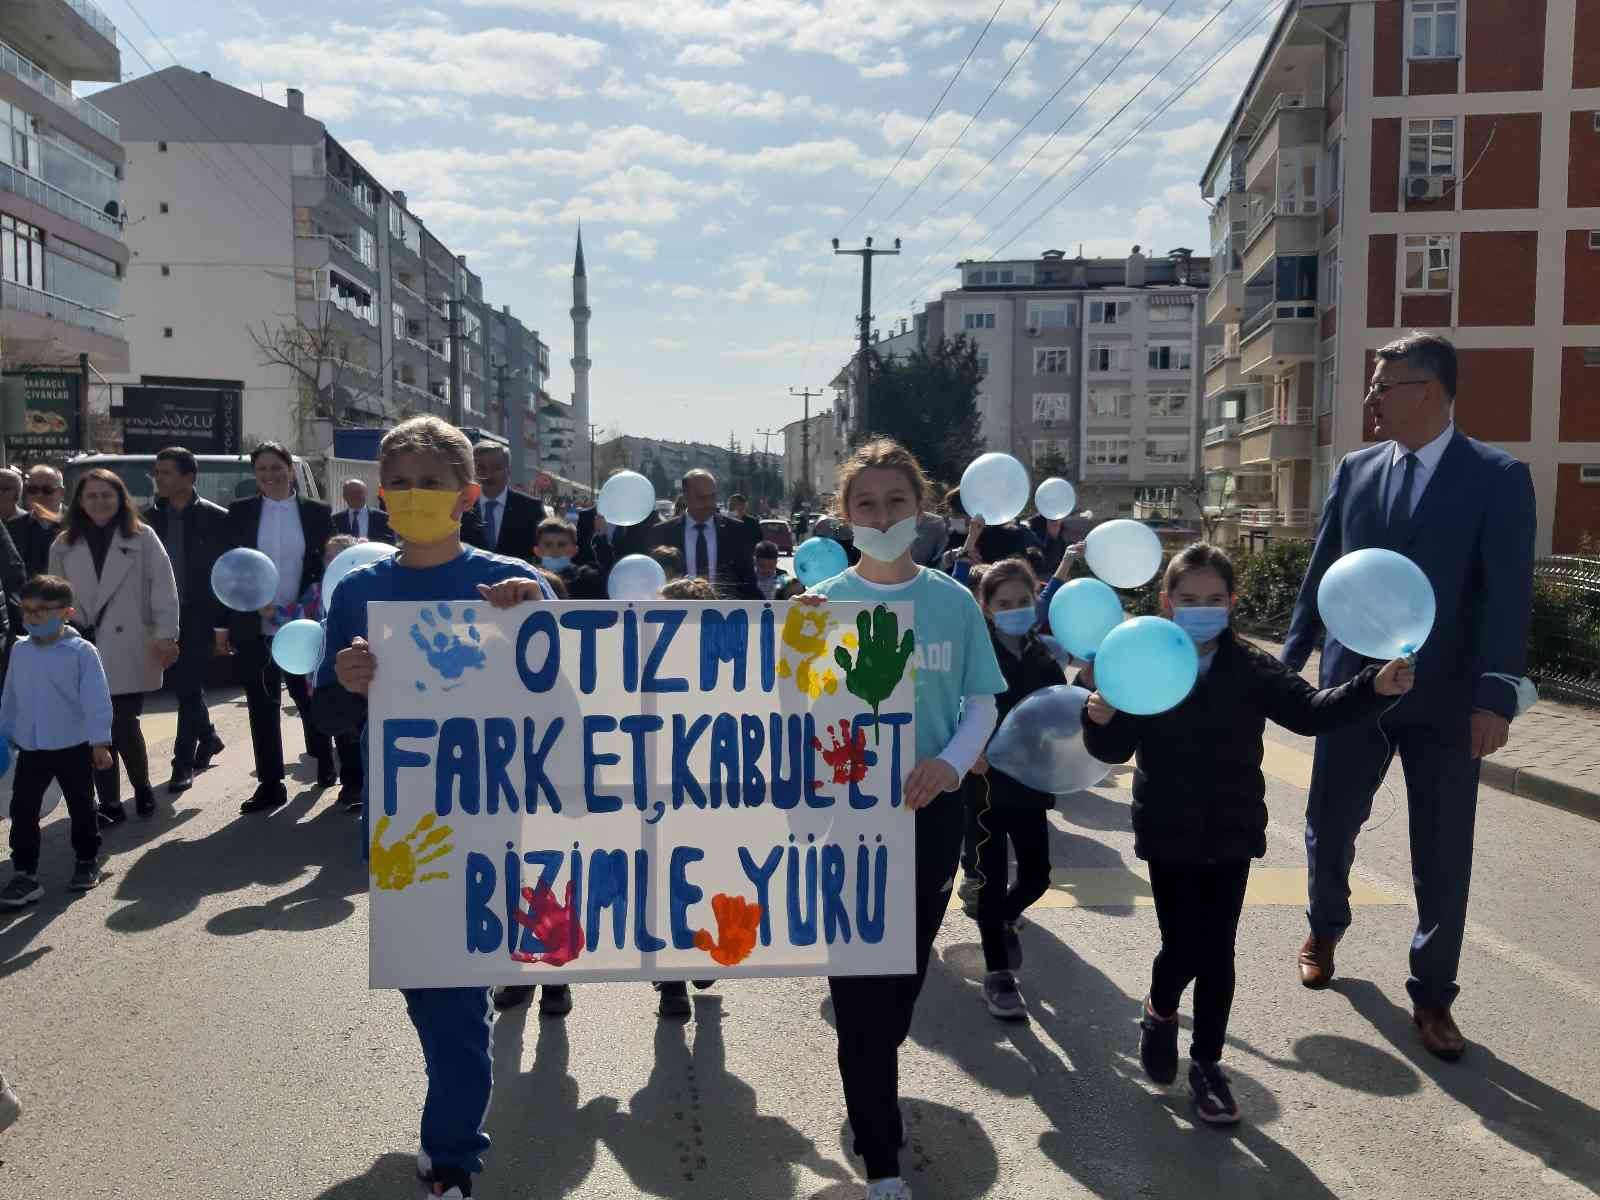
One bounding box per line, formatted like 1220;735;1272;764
410;603;486;691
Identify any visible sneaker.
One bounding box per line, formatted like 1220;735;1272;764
1003;919;1023;972
539;984;574;1017
192;735;225;772
0;872;43;909
1189;1060;1241;1125
655;981;691;1019
0;1072;19;1133
1139;997;1180;1085
69;859;105;892
134;786;157;818
417;1165;473;1198
492;985;534;1011
982;970;1027;1021
866;1178;913;1200
97;800;128;826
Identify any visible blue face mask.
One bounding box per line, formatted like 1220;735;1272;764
540;554;572;572
1172;605;1229;645
991;607;1036;637
24;617;63;639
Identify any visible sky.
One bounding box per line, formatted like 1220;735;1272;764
97;0;1277;451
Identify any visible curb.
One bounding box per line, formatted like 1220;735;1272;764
1481;760;1600;823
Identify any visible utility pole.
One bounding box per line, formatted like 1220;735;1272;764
832;236;899;439
788;386;823;502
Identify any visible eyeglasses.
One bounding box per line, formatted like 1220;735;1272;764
1366;378;1429;399
24;485;59;495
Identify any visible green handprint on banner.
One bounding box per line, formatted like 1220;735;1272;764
834;604;915;743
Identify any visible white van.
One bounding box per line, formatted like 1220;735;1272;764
62;453;324;510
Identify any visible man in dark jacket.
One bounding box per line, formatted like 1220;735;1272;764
146;447;230;793
7;464;65;578
332;478;394;543
645;470;759;599
461;443;545;563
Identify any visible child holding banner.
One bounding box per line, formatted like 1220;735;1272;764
805;439;1006;1200
311;416;558;1200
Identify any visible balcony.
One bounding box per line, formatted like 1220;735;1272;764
1244;95;1323;193
292;172;375;220
1204;350;1247;399
4;0;119;83
1206;271;1243;325
1236;507;1313;530
1239;303;1317;375
393;276;426;306
1239;405;1314;465
392;378;432;406
0;37;119;142
1203;432;1240;473
296;234;376;285
0;160;120;240
1241;206;1321;282
2;277;127;369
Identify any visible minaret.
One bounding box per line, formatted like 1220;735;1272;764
570;226;592;487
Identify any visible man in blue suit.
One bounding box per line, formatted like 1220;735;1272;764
1283;332;1535;1062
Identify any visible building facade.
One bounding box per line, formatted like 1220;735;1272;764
0;0;128;381
597;434;780;494
1202;0;1600;554
780;408;842;503
92;68;547;481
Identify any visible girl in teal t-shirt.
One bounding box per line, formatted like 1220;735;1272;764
807;439;1005;1200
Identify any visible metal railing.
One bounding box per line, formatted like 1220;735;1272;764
1236;507;1312;527
66;0;118;43
296;171;375;216
2;277;124;338
1204;423;1238;446
0;160;121;239
393;277;426;304
1240;301;1317;342
0;37;120;141
1240;405;1314;434
1529;556;1600;705
1245;92;1310;158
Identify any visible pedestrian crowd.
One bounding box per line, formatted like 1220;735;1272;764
0;331;1537;1200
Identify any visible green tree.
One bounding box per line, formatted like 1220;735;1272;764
1033;445;1071;485
862;334;985;488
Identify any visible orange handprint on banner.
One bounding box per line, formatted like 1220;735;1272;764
693;892;763;966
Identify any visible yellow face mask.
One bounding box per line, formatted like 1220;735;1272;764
379;486;476;545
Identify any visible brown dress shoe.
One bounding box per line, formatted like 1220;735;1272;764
1298;934;1337;989
1413;1005;1466;1061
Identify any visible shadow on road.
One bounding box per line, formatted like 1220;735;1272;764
1337;977;1600;1191
309;1152;419;1200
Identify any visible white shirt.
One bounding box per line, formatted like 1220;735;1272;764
257;496;305;612
347;506;369;539
683;515;718;578
1386;422;1454;517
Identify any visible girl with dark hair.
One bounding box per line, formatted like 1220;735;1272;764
50;468;180;820
1082;542;1415;1125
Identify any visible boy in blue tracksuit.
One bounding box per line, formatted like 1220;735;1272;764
311;417;555;1200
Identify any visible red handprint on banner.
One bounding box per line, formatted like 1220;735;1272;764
812;719;872;786
510;880;583;966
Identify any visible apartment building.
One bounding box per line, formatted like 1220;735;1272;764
849;250;1215;516
780;407;843;502
485;303;555;487
0;0;128;387
91;68;546;478
1203;0;1600;554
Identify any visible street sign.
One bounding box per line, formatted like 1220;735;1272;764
1;372;82;454
119;386;241;454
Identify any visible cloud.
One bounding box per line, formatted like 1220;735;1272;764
649;336;688;350
674;43;744;67
605;229;659;261
859;59;909;79
729;257;807;305
701;221;727;236
491;114;568;140
671;284;708;298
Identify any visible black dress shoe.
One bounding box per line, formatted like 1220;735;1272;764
338;784;363;813
193;735;225;772
239;783;288;814
97;800;128;827
134;787;157;818
315;756;338;788
167;770;194;796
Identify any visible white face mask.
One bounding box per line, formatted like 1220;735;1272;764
852;514;920;563
1483;673;1538;717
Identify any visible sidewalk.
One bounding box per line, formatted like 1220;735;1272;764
1260;640;1600;822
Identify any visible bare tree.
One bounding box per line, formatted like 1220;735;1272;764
248;293;402;438
1177;470;1229;542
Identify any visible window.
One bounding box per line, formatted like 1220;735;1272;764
1148;390;1188;418
967;265;1032;286
1035;348;1070;375
1088;341;1132;373
159;202;169;214
463;383;475;411
393;302;405;339
976;351;990;378
1033;393;1071;427
158;141;168;152
1;213;45;289
1404;233;1452;292
1323;249;1341;307
1407;118;1455;177
1320;356;1337;415
0;103;38;175
161;264;170;276
963;309;996;330
1148;342;1194;371
1026;300;1074;331
1590;231;1600;252
389;201;403;239
1149;304;1191;323
358;227;377;269
1326;139;1343;201
1086;437;1130;467
1088;389;1134;418
1410;0;1458;59
1145;437;1189;467
1089;300;1131;324
163;327;173;338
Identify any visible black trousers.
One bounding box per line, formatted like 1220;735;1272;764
970;790;1052;972
167;623;218;772
336;729;364;788
829;793;965;1181
9;745;99;872
95;693;151;807
237;635;330;785
1148;858;1251;1064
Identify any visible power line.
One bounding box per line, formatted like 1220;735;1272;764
881;0;1067;227
841;0;1008;234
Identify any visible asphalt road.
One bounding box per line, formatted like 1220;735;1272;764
2;690;1598;1199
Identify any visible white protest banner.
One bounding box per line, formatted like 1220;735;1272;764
366;599;917;989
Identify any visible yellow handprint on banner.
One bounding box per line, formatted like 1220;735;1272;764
370;813;454;891
776;606;840;699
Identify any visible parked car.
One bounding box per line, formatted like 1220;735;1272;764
760;519;794;553
64;453;323;508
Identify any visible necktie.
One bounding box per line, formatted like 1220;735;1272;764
355;509;365;539
486;499;501;548
1388;453;1418;546
694;522;709;578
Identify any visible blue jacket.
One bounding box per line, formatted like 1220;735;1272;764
1282;429;1536;722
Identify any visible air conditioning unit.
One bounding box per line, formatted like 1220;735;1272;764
1407;175;1447;201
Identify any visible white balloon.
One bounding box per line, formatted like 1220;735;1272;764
1084;519;1164;589
323;541;399;613
597;471;657;527
1035;477;1077;521
959;453;1031;525
608;554;668;601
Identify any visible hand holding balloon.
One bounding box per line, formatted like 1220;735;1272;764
1375;658;1415;696
1085;692;1116;726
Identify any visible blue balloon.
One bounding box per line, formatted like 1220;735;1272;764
1094;616;1200;716
212;547;280;612
609;553;668;601
986;684;1110;795
1047;578;1125;660
597;471;657;527
323;541;398;613
794;536;848;586
270;619;326;676
1084;519;1164;588
1317;548;1436;660
1035;477;1077;521
960;452;1031;525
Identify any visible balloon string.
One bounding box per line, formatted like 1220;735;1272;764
1363;697;1405;834
972;774;994;896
